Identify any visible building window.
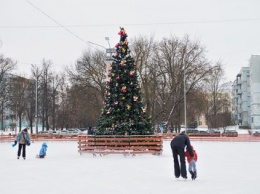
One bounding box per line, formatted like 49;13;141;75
252;117;254;123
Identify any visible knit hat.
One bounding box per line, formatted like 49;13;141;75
23;128;28;132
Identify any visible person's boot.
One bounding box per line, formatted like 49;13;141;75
190;170;195;179
193;171;197;180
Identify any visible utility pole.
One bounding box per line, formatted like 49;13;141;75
33;65;40;134
105;37;115;61
105;37;116;80
184;65;187;133
35;68;38;134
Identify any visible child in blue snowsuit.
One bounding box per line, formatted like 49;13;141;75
39;142;48;158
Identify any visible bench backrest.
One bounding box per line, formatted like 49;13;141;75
78;135;163;152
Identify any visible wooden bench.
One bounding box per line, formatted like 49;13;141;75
78;135;163;156
0;134;16;143
30;134;79;142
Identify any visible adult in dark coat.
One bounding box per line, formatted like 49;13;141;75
170;131;194;179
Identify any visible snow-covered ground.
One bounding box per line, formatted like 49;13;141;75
196;125;250;134
0;140;259;194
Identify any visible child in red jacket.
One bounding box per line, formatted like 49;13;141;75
185;145;198;180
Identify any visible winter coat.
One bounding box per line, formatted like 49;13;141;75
170;133;194;157
16;131;31;145
39;142;48;156
185;146;198;163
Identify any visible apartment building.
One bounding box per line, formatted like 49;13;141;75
232;67;250;127
250;56;260;129
232;55;260;129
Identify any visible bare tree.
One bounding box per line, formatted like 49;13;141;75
55;77;69;130
204;62;232;128
0;54;16;82
24;79;35;133
68;49;107;100
151;35;214;131
66;49;107;128
36;60;53;131
0;54;16;130
9;75;30;132
216;112;233;130
30;64;43;133
186;88;208;128
50;73;63;130
130;35;159;124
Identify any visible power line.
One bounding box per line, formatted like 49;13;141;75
26;1;105;49
1;18;260;28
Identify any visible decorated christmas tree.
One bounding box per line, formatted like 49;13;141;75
96;28;153;135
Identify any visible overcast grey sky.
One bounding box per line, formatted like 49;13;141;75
1;0;260;81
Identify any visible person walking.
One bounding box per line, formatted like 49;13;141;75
185;145;198;180
12;128;31;160
170;131;194;179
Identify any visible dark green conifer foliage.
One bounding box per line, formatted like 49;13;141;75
96;28;153;135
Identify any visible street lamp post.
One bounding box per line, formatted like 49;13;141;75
105;36;116;68
35;68;38;134
184;65;187;133
105;37;115;61
105;37;111;49
32;65;40;134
